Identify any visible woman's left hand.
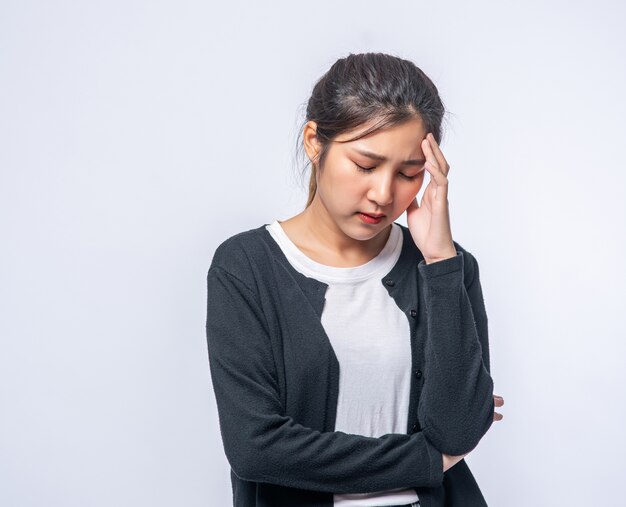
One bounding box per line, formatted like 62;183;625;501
405;132;457;264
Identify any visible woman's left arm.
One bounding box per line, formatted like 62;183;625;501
416;247;495;456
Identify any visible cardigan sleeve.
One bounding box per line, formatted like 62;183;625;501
416;249;495;456
206;265;444;494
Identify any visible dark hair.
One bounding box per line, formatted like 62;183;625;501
294;52;449;210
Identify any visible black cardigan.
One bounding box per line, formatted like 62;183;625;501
205;222;495;507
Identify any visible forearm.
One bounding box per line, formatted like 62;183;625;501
416;251;495;456
212;381;445;493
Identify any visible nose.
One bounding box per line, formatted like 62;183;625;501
367;173;394;208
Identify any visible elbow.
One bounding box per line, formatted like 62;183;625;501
223;444;256;482
423;415;493;456
222;425;286;484
225;445;269;483
421;422;480;457
420;382;495;456
458;395;495;454
221;430;269;483
231;464;265;484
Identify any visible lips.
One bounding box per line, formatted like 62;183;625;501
358;212;384;224
360;212;386;218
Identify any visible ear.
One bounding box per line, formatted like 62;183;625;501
303;121;322;166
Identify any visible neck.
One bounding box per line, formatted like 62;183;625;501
298;194;392;262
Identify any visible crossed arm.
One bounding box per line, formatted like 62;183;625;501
205;248;496;493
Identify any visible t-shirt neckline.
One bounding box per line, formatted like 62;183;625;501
265;220;403;284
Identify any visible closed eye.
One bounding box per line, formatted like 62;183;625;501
355;163;419;181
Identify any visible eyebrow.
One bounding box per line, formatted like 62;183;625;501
351;148;426;167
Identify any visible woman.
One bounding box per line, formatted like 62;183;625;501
206;52;505;507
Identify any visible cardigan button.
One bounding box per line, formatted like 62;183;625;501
384;279;395;286
412;423;420;433
414;370;422;379
410;309;417;318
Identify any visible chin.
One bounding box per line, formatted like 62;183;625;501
350;220;388;239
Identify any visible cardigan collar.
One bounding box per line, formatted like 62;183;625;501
253;222;419;317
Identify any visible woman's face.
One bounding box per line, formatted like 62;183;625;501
306;116;428;241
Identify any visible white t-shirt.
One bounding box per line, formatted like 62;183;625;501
265;220;420;507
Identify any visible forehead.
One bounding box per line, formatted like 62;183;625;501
334;116;426;145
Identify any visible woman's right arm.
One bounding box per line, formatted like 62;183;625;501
205;265;444;494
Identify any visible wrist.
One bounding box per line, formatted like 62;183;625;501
424;250;457;265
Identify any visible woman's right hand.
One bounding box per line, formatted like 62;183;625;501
442;452;469;472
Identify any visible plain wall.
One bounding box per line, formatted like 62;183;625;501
1;0;625;505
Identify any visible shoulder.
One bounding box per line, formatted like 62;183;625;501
210;227;264;268
208;225;273;291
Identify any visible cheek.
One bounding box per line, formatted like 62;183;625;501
323;164;362;194
395;179;423;204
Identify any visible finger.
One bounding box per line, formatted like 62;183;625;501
422;137;440;174
422;138;449;196
493;412;504;421
422;138;447;183
494;397;504;407
426;133;450;176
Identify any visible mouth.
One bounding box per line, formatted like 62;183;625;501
359;212;386;218
357;212;385;224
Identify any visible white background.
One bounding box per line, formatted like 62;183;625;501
1;1;625;505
